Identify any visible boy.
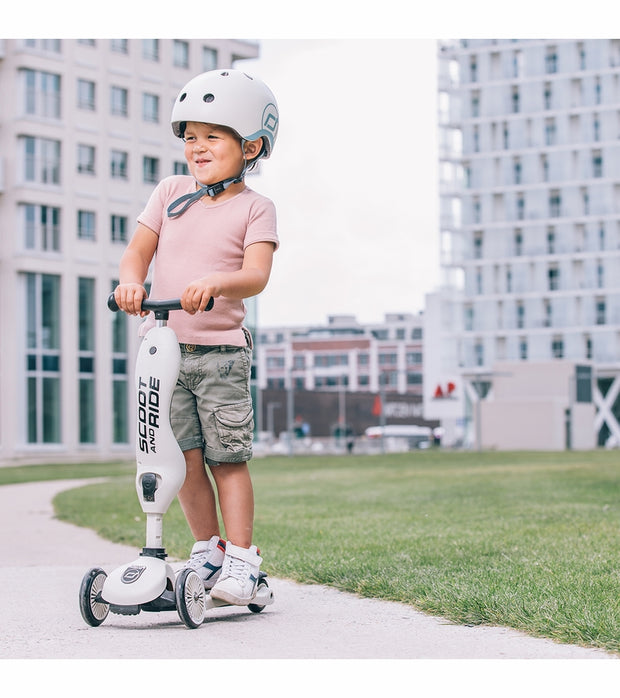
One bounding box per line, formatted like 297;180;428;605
113;69;279;605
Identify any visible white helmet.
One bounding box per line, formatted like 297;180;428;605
170;69;279;159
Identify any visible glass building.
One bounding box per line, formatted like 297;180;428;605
0;38;259;463
437;39;620;446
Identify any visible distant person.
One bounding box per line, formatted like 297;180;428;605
113;69;279;605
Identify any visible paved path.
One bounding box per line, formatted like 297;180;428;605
0;479;615;662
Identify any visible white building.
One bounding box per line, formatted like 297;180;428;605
430;39;620;448
0;38;259;464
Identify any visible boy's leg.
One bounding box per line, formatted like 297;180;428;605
209;461;254;547
177;447;221;540
209;461;262;605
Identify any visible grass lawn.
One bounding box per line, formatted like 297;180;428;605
5;449;620;653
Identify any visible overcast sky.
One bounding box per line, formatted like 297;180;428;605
241;39;440;327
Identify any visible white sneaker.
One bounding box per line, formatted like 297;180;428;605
182;535;226;589
210;542;263;605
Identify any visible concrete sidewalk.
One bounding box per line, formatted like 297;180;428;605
0;478;615;660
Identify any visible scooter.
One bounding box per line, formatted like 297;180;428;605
78;294;274;629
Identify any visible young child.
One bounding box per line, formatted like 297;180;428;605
113;69;279;605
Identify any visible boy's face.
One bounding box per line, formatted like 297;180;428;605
183;121;245;186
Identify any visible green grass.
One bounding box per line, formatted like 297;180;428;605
6;450;620;653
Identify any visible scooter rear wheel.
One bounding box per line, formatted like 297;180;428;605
175;568;206;629
79;567;110;627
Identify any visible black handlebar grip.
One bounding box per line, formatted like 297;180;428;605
107;293;120;312
107;293;214;313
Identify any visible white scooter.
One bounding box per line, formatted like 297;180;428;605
79;294;274;629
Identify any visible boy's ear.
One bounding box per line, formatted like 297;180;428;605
244;137;264;160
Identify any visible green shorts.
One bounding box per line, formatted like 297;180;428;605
170;341;254;466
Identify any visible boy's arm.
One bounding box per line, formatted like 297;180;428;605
181;241;275;314
114;223;159;316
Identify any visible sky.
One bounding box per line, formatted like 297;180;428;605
241;39;440;327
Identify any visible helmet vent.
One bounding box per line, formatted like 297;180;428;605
179;93;187;102
203;93;215;103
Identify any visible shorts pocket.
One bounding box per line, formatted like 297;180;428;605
213;399;254;452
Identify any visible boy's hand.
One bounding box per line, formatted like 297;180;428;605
181;277;220;314
114;283;149;317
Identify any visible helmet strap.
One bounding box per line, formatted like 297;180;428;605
166;141;251;218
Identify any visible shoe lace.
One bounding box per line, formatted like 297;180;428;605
222;555;251;583
186;551;211;570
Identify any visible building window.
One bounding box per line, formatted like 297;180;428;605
549;190;561;218
77;144;95;174
592;149;603;177
552;336;564;359
544;82;552;109
593;114;600;141
464;304;474;331
543;299;552;327
78;277;96;443
513;157;522;185
77;210;96;240
474;341;484;367
547;226;556;253
142;39;159;61
540;154;549;181
25;272;62;444
21;68;61;118
110;86;128;116
110;149;128;179
470;55;477;82
142;92;159;123
577;42;586;69
473;230;483;259
545;46;558;73
519;337;528;360
203;46;217;71
471;90;480;117
511;86;520;113
77;79;96;110
517;301;525;329
143;156;160;184
111;215;128;243
411;328;422;340
24;38;61;52
548;265;560;291
545;118;556;146
173;160;189;175
514;229;523;255
516;192;525;220
597;260;604;288
110;39;128;53
596;298;606;325
21;204;60;252
111;280;129;444
173;39;189;68
22;136;60;185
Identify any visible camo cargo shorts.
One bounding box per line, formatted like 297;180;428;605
170;336;254;466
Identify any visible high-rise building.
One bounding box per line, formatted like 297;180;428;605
0;38;259;463
433;39;620;447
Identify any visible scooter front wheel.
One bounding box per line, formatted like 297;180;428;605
175;568;206;629
79;567;110;627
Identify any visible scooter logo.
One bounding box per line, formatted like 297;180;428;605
137;375;161;454
121;565;147;584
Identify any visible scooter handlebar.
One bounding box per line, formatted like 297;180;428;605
107;293;214;313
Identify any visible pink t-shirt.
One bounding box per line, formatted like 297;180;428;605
137;175;278;345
